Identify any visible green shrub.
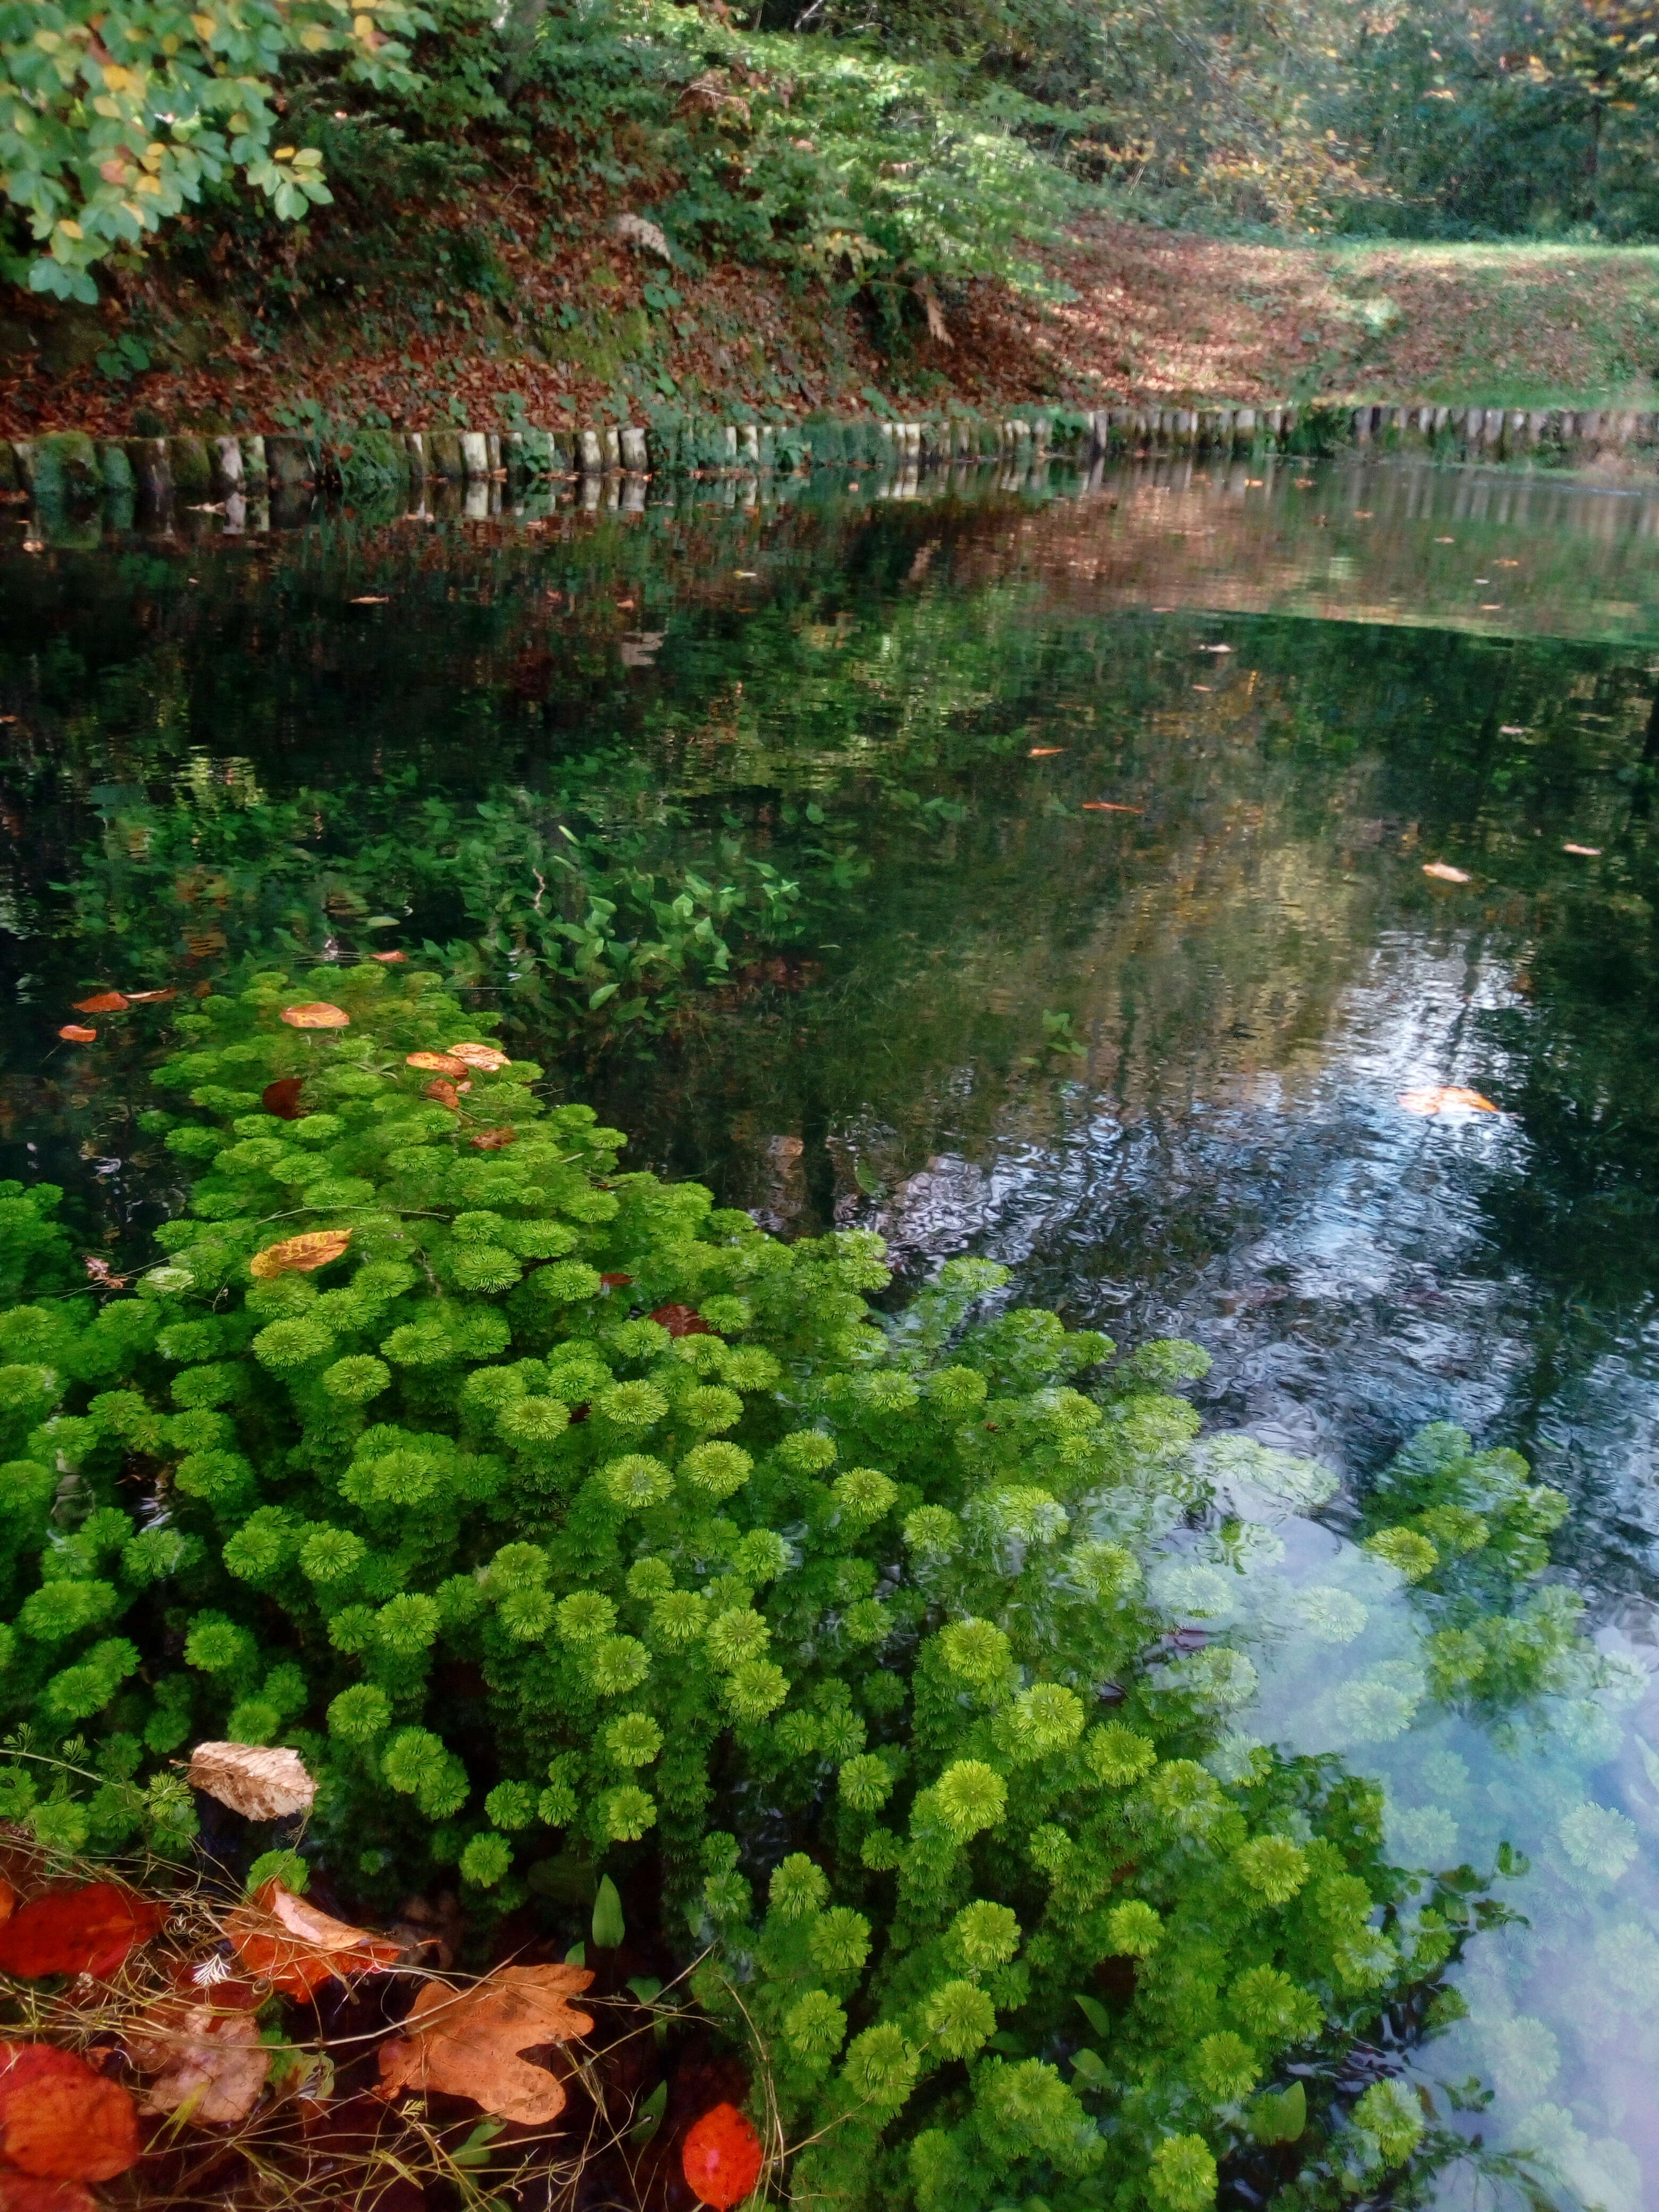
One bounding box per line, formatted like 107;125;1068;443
0;963;1571;2208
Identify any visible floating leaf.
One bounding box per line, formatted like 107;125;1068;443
248;1229;354;1281
128;1976;270;2125
406;1052;468;1076
262;1077;306;1120
56;1027;96;1044
124;988;178;1004
447;1042;511;1072
0;2046;139;2183
650;1303;711;1338
470;1128;518;1150
591;1876;625;1950
1421;861;1471;883
186;1741;316;1822
279;1003;350;1029
225;1879;400;1999
375;1964;594;2124
1398;1086;1500;1117
1563;843;1602;857
0;1885;165;1980
681;2101;764;2210
71;993;128;1014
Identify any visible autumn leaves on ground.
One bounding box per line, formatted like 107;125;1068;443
0;1750;763;2212
11;217;1659;446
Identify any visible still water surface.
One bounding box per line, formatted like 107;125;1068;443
8;455;1659;2205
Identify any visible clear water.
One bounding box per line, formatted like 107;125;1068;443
10;454;1659;2205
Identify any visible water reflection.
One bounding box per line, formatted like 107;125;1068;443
12;456;1659;2202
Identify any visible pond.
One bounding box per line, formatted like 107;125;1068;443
7;451;1659;2207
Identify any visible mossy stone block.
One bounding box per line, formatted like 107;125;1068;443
97;440;135;496
428;430;465;481
167;435;213;497
31;430;102;502
341;426;410;496
124;438;171;504
264;434;314;489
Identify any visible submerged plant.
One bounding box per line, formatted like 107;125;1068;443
0;966;1578;2208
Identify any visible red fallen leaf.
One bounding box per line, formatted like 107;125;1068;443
0;2172;97;2212
0;2047;140;2182
225;1880;400;1999
651;1303;711;1337
71;993;128;1015
0;1885;165;1980
599;1273;634;1289
56;1027;96;1045
682;2101;764;2209
262;1077;306;1120
469;1128;517;1149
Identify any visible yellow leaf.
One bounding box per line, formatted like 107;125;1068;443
248;1229;355;1280
55;219;83;240
354;11;376;33
1398;1087;1500;1117
93;94;121;116
299;22;331;47
192;11;216;36
136;172;162;194
274;145;296;160
101;63;135;90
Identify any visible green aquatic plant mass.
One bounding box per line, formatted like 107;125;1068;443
0;963;1590;2209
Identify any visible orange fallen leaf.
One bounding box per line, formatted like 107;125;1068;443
424;1079;461;1109
1563;843;1602;857
56;1027;96;1045
0;1886;165;1980
1082;802;1141;814
186;1741;316;1821
470;1128;517;1149
0;1878;14;1929
1027;747;1066;757
128;1975;270;2125
376;1964;594;2124
71;993;128;1015
280;1003;350;1029
682;2101;764;2209
225;1881;400;2000
1422;861;1471;883
0;2047;139;2182
248;1229;354;1281
0;2172;97;2212
406;1052;468;1077
124;988;178;1004
446;1042;511;1072
368;951;407;963
349;596;390;605
1398;1086;1500;1116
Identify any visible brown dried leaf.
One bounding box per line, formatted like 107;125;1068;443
280;1002;350;1029
129;1979;271;2126
424;1079;461;1109
469;1128;517;1150
248;1229;354;1281
186;1742;316;1822
262;1077;306;1120
226;1882;400;2000
375;1965;594;2124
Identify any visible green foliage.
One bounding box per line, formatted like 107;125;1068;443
0;965;1585;2208
0;0;425;301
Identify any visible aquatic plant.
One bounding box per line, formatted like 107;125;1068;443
0;966;1573;2207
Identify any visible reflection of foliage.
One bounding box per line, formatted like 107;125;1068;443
0;963;1580;2212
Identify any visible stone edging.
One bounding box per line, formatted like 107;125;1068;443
4;399;1657;509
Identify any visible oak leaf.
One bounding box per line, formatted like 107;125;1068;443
187;1741;316;1821
0;2046;139;2182
248;1229;354;1280
682;2101;764;2209
71;993;127;1015
446;1042;510;1072
375;1964;594;2124
225;1880;400;1999
280;1002;350;1029
0;1885;165;1980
